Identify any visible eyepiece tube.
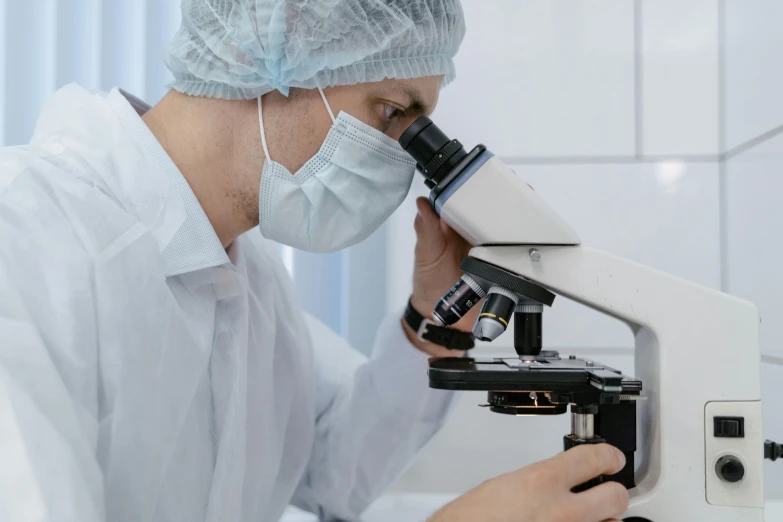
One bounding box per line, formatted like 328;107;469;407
432;274;486;326
399;116;469;185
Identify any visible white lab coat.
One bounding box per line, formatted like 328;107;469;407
0;85;453;522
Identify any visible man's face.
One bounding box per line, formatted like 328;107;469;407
261;76;443;174
327;75;444;140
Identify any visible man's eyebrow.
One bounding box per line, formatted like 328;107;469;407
397;85;431;115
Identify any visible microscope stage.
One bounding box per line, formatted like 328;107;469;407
428;353;642;397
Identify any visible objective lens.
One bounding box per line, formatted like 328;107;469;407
399;116;468;185
514;303;544;358
472;287;519;342
432;274;486;326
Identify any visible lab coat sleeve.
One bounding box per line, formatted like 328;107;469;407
292;311;455;520
0;164;105;521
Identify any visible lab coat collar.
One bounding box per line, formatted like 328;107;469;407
105;88;232;277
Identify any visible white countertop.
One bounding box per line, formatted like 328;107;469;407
767;502;782;521
281;495;783;521
281;495;453;522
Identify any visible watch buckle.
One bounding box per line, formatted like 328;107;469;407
416;318;437;343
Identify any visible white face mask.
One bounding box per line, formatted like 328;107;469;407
257;87;417;253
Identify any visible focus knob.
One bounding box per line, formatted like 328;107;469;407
716;455;745;483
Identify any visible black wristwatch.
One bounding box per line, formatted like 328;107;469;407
403;300;475;351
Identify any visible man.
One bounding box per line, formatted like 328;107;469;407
0;1;628;521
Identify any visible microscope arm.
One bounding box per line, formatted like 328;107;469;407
469;244;765;518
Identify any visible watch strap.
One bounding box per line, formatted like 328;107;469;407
404;300;475;350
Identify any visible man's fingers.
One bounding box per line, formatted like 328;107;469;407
414;197;442;238
572;482;629;522
554;444;626;487
415;197;438;225
415;197;469;252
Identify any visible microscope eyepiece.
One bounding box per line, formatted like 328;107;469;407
399;116;469;185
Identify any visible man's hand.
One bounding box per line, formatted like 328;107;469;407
428;444;630;522
403;197;479;356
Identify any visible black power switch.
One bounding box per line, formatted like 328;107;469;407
714;417;745;438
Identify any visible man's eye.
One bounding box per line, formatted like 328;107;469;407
384;104;404;121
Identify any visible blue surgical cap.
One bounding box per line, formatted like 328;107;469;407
164;0;466;100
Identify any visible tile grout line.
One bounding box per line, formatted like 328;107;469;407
0;0;5;146
762;354;783;367
721;123;783;161
498;154;719;165
718;162;729;291
718;0;727;157
718;0;729;293
634;0;644;159
495;123;783;167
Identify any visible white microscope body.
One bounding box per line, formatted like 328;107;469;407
440;155;766;520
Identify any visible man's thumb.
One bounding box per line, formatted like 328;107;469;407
414;197;442;239
414;197;448;264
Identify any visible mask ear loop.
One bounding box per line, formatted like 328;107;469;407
258;87;335;161
258;95;272;162
259;87;335;163
317;86;336;123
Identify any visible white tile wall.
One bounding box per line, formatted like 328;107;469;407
725;131;783;356
642;0;720;156
723;0;783;151
432;0;635;158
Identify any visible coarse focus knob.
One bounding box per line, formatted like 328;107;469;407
716;455;745;483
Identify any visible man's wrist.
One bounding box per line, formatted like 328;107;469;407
400;317;458;358
427;481;494;522
401;299;474;356
401;317;430;352
409;293;436;320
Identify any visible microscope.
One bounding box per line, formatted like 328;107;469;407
399;117;781;521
